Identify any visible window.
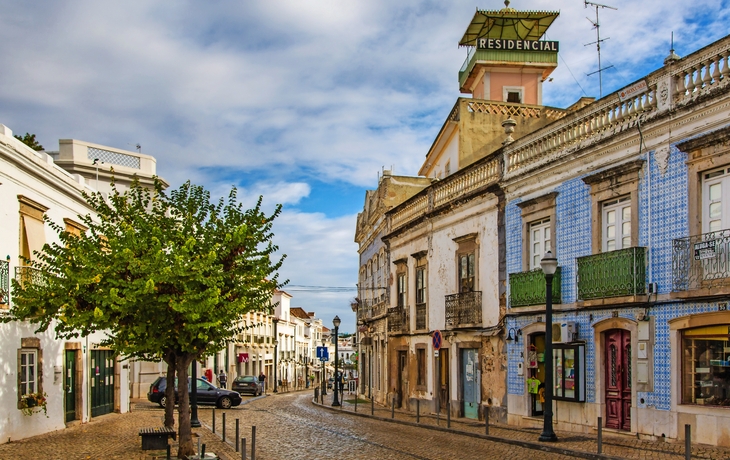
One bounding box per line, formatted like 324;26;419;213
681;326;730;406
18;195;49;264
530;218;551;269
459;253;475;292
503;86;524;104
19;349;37;396
417;348;426;386
602;197;631;252
397;273;406;308
703;168;730;233
507;91;521;103
416;267;426;305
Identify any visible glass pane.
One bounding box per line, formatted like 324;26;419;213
533;242;540;255
533;229;540;241
710;220;721;232
21;353;27;366
29;353;34;365
622;206;631;221
622;236;631;247
460;257;467;279
710;202;722;218
606;210;615;224
533;254;540;267
544;227;550;241
622;222;631;236
710;183;721;201
607;240;616;251
545;239;551;253
468;254;474;276
607;225;615;238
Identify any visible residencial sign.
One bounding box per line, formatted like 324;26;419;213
618;80;648;102
694;239;718;260
477;38;559;52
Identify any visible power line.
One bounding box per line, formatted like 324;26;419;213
284;285;387;292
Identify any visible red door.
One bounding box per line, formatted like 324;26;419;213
605;329;631;430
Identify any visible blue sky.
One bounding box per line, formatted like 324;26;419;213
1;0;728;333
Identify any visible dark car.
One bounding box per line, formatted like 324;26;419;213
147;377;242;409
232;375;261;396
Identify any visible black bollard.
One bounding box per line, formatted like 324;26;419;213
252;425;256;460
223;412;226;443
236;419;240;452
597;417;602;454
241;438;246;460
371;396;374;415
355;393;358;412
201;444;206;458
416;400;420;424
484;405;489;435
166;445;171;460
391;397;395;419
212;408;216;434
685;424;691;460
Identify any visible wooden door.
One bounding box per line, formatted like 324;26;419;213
605;329;631;430
90;350;115;417
397;351;407;408
438;349;449;413
64;350;76;423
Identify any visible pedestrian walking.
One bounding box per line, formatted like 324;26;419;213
218;369;227;389
258;372;266;394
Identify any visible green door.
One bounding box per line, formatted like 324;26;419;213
64;350;76;423
90;350;114;417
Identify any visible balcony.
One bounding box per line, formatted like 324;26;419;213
14;266;44;288
509;267;562;307
357;297;388;322
673;230;730;296
415;303;427;330
577;247;646;301
0;258;9;305
445;291;482;328
387;306;408;334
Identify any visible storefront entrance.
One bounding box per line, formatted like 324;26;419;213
605;329;631;430
461;348;479;419
528;333;546;416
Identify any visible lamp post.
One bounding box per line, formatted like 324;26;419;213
273;317;279;393
332;315;341;407
539;251;559;443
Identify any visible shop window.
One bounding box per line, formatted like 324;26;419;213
553;343;586;402
682;325;730;406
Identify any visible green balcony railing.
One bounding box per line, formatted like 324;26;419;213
509;267;562;307
577;247;646;300
0;259;9;306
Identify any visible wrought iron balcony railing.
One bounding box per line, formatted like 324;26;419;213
415;303;427;330
445;291;482;328
387;306;408;334
673;229;730;292
14;266;45;289
0;259;9;306
509;267;562;307
577;247;646;300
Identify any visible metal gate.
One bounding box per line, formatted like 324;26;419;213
461;348;479;419
90;349;114;417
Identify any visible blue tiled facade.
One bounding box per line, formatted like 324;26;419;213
505;141;714;414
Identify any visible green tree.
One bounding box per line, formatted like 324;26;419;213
14;132;44;151
6;178;285;458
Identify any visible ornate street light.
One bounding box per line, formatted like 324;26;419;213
273;317;279;393
332;315;341;407
539;251;559;443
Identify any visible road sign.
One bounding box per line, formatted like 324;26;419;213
317;346;329;361
432;330;442;350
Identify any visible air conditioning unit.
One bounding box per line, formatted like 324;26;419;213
552;321;577;343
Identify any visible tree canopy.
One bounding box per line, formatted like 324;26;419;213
6;178;286;457
14;132;44;151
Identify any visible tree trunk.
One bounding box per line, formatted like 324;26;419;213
163;351;176;428
176;352;195;459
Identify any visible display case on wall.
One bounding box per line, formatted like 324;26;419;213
553;343;586;402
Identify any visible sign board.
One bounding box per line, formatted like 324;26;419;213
238;353;249;363
316;346;329;361
694;239;718;260
432;330;442;350
434;350;439;358
477;38;559;52
618;80;648;102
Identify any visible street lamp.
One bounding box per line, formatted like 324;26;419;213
332;315;341;407
273;317;279;393
539;251;559;443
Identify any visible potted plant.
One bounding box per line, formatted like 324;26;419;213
19;392;48;417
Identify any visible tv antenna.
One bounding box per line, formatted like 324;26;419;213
584;0;617;98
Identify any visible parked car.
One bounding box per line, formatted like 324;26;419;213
232;375;261;396
147;377;242;409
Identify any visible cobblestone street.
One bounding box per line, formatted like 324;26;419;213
3;390;730;459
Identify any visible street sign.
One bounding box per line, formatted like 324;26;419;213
432;330;442;350
316;346;329;361
435;350;440;358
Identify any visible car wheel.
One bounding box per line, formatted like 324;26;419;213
159;395;167;408
218;396;232;409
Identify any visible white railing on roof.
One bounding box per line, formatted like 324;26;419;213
505;36;730;177
390;156;501;231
